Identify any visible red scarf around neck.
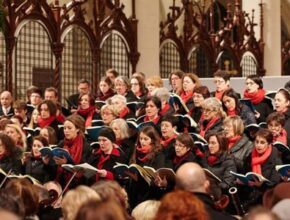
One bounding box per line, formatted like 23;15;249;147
215;90;225;100
243;89;265;105
199;116;220;137
119;107;130;118
228;135;241;149
38;116;56;128
63;135;84;164
227;109;236;116
251;145;272;175
273;129;287;145
173;150;190;165
160;103;171;116
161;134;177;148
144;115;160;125
136;145;152;162
180;91;193;103
77;106;95;127
207;155;219;166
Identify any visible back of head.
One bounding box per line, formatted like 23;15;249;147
131;200;160;220
176;162;208;193
75;199;126;220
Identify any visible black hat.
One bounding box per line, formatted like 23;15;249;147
98;127;116;143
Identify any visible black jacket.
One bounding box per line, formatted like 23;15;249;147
125;90;138;103
229;134;254;173
282;108;290;146
254;98;273;123
194;192;236;220
0;148;22;174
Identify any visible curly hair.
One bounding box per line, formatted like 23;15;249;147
155;190;208;220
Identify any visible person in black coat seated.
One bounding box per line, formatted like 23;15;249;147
274;88;290;146
222;88;256;126
88;127;126;183
0;133;22;174
66;79;91;113
22;135;56;184
175;162;235;220
55;115;92;188
95;76;115;102
129;126;166;207
76;93;99;127
190;85;211;124
243;75;273;123
204;132;237;192
223;116;254;173
237;129;282;210
114;76;138;103
199;97;225;138
37;100;63;142
110;118;135;164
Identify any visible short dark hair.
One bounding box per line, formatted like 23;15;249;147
13;100;27;111
266;112;285;126
44;87;58;98
78;79;91;86
169;70;184;85
38;100;57;116
161;115;179;128
255;128;273;144
106;68;119;78
145;96;162;112
176;133;194;150
246;75;263;89
213;70;231;81
193;86;210;99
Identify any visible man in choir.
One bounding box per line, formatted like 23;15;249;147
211;70;231;100
66;79;91;112
0;90;14;117
176;162;235;220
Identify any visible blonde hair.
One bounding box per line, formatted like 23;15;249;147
5;123;27;150
146;76;163;88
223;115;245;135
100;104;119;118
132;200;161;220
62;186;101;220
110;119;130;140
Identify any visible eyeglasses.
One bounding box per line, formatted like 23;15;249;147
131;83;139;86
174;143;186;148
214;80;225;84
102;112;113;116
203;108;213;113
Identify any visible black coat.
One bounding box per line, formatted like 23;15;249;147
204;153;237;190
254;98;273;123
24;158;57;183
118;138;135;164
172;151;200;171
238;104;256;126
0;148;22;174
282;108;290;146
66;93;79;110
229;134;254;173
199;117;224;138
125;90;138;103
244;147;282;185
0;106;14;117
194;193;236;220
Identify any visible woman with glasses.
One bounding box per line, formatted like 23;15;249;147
169;70;184;95
199;97;225;137
130;75;148;102
222;88;256;126
223;116;254;173
243;75;273;123
212;70;231;100
100;104;119;126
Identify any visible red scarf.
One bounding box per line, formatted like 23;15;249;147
215;90;224;100
63;135;84;164
161;134;177;148
135;91;143;98
180;91;193;103
251;145;272;175
207;155;219;166
173;150;190;165
227;109;236;116
228;135;241;149
273;129;287;145
98;89;115;101
160;103;171;116
144;115;160;125
77;106;95;127
119;107;130;118
199;116;220;137
56;113;65;123
38;116;56;128
244;89;265;105
136;145;152;162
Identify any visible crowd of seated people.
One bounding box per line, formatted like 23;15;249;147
0;69;290;219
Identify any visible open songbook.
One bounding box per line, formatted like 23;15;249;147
230;170;270;185
169;93;190;113
273;142;290;154
0;168;39;185
113;163;175;185
85;125;106;142
61;163;100;178
23;127;41;137
275;164;290;179
39;146;74;164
